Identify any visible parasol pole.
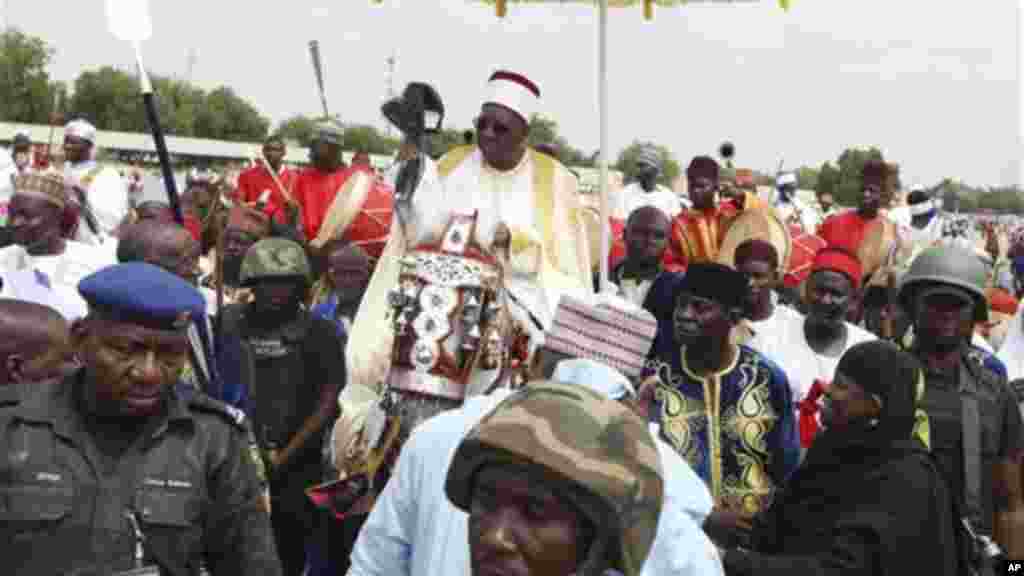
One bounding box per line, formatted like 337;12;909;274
597;0;610;294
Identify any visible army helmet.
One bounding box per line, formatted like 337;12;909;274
445;381;664;576
239;237;312;287
898;244;989;321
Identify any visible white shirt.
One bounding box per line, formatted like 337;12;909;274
774;195;819;232
745;304;875;402
0;242;116;321
997;307;1024;382
65;160;129;245
347;390;723;576
614;182;683;220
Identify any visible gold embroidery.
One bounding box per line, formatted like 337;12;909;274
655;384;705;469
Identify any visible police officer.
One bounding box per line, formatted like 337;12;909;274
0;262;282;575
217;237;344;576
899;245;1024;566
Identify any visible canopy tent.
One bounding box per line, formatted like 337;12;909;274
375;0;793;291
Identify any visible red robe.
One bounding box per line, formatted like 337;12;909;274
665;203;738;271
817;210;877;256
236;164;296;223
293;165;394;261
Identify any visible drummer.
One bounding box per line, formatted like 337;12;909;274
669;156;757;268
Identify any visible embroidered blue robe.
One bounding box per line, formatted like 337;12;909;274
647;343;800;515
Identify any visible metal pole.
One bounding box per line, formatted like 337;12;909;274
597;0;610;294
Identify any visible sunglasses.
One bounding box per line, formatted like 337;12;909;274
474;116;510;137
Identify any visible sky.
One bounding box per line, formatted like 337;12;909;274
4;0;1020;188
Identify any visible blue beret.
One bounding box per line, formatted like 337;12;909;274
78;263;205;331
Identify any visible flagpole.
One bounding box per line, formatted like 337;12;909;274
597;0;610;294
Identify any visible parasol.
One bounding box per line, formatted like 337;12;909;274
375;0;792;292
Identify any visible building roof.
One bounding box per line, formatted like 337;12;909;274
0;121;394;166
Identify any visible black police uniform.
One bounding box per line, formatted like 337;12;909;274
916;345;1023;538
0;375;282;575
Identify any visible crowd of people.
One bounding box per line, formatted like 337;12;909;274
0;67;1022;576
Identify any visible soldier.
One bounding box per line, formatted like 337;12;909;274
444;381;665;576
217;237;344;576
0;262;281;575
898;245;1024;564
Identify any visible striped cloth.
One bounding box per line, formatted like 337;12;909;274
543;294;659;380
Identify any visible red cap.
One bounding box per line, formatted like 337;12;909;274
812;246;863;290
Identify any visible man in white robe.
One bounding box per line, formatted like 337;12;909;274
62;119;129;245
613;145;684;221
347;70;592;391
773;172;818;232
1;173;116;320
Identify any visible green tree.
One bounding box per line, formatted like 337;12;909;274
275;115;319;146
342;124;400;156
0;29;62;124
795;166;819;190
430;127;472;158
815;162;840;199
526;114;593;167
194;86;269;142
68;66;269;141
67;66;143;132
614;140;680;188
833;147;885;206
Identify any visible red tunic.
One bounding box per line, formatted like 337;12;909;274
293;165;394;261
665;203;738;271
236;164;296;223
817;211;876;256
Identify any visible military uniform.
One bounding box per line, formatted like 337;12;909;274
899;246;1024;556
0;262;281;575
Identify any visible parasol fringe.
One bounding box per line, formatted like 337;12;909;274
643;0;652;20
497;0;507;17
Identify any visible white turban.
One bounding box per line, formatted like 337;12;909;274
64;119;97;144
552;358;635;401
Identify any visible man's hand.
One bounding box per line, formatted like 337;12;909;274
704;507;755;547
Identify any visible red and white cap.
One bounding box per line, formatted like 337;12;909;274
485;70;541;124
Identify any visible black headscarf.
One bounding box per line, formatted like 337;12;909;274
792;340;925;492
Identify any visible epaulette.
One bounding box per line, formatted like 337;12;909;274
186;391;247;430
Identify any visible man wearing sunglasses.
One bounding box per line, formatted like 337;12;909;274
348;70;592;394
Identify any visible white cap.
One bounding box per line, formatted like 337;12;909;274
64;119;96;144
485;70;541;124
552;358;635;401
776;172;797;187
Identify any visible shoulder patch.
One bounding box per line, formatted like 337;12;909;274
187;393;247;429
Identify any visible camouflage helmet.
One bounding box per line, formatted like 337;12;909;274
239;237;312;287
898;244;988;321
445;381;663;576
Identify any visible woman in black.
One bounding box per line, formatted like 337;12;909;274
721;340;960;575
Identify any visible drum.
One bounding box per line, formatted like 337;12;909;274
717;208;792;273
345;170;394;264
787;225;826;288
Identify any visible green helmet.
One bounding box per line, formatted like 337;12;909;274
898;244;988;320
445;381;663;576
239;237;312;287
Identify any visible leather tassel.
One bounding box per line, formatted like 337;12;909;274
644;0;653;20
497;0;507;18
